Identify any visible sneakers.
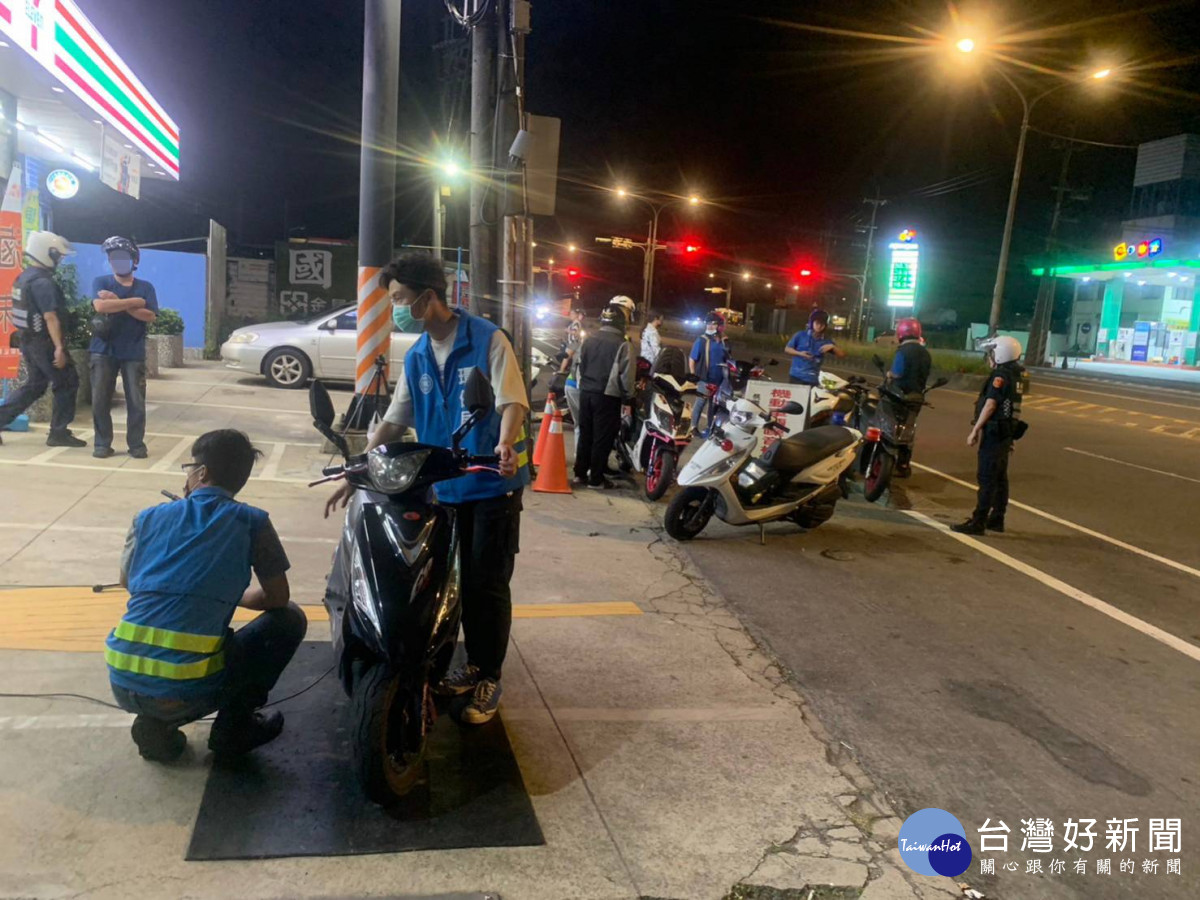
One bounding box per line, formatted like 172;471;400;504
46;430;87;448
461;678;502;725
436;662;481;696
571;475;590;487
128;446;149;459
208;709;284;757
93;446;115;459
587;478;617;490
950;518;987;536
985;517;1005;533
131;716;187;762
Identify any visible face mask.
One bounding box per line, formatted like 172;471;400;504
705;326;717;336
392;302;420;333
110;257;134;277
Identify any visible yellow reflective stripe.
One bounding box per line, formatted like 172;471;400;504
105;647;225;681
516;448;530;468
113;620;224;654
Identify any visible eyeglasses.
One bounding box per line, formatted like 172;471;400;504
181;462;203;472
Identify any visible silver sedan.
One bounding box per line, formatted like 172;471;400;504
220;306;420;389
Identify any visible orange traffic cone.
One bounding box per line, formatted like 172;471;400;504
533;409;572;494
533;392;556;467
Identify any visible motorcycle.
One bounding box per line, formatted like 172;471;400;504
308;368;502;805
664;394;861;543
615;371;699;501
853;356;948;502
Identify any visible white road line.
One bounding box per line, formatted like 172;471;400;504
1035;379;1200;411
1062;447;1200;484
903;509;1200;664
0;714;131;731
0;521;336;544
20;424;322;447
259;441;287;480
912;462;1200;581
25;431;94;465
0;457;315;485
148;435;194;472
145;399;311;416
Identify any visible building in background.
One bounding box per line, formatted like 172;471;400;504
1034;134;1200;370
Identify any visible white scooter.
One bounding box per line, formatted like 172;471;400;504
615;372;698;501
664;395;861;543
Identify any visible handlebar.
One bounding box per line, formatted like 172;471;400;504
763;418;787;432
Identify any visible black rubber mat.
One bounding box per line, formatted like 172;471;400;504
187;642;543;860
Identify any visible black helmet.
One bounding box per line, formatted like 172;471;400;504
705;311;726;327
101;235;139;265
808;308;829;328
600;306;626;330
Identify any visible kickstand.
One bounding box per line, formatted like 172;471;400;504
758;524;766;546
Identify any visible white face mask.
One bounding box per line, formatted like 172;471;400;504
705;326;717;336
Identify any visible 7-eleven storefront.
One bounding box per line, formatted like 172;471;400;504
0;0;178;379
1033;251;1200;370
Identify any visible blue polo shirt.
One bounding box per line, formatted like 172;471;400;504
786;330;836;384
89;275;159;361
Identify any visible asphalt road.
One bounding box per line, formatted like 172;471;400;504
654;366;1200;900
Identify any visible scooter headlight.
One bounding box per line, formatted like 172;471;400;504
729;408;755;427
367;449;430;493
696;452;742;480
350;546;380;631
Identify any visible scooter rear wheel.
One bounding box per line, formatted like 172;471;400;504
863;448;894;503
350;663;429;805
643;449;677;501
664;486;713;540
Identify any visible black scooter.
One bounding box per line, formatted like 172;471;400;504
308;368;500;805
854;355;947;502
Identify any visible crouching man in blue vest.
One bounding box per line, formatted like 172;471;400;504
107;430;308;762
325;252;531;726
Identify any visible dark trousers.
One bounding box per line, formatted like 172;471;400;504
110;603;309;726
450;490;522;681
0;336;78;433
575;389;620;483
972;436;1012;522
91;354;148;451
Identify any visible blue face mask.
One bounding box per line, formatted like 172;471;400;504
392;303;421;333
110;256;134;277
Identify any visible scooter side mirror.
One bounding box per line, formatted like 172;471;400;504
462;367;495;414
310;381;336;428
872;354;887;373
779;400;804;415
932;376;949;389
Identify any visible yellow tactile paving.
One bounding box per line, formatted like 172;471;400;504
0;587;642;652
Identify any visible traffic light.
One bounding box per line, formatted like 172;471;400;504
684;243;702;255
566;267;582;284
666;241;703;256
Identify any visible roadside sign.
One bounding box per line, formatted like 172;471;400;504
1080;322;1092;334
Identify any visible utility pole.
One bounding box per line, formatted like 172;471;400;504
857;190;885;340
468;2;497;320
1027;134;1077;367
350;0;401;428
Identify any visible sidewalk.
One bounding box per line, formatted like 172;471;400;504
0;363;964;899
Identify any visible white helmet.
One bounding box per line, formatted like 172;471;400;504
609;295;636;317
25;231;75;269
981;335;1022;364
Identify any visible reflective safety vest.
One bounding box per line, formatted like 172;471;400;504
11;266;62;334
106;487;269;698
404;311;531;504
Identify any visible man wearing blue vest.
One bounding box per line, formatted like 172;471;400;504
325;252;530;726
785;309;845;386
107;429;307;762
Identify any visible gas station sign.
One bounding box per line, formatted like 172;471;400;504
886;230;919;309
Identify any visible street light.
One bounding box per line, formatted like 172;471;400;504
742;271;751;281
567;243;578;253
611;186;704;318
432;156;465;260
956;38;976;54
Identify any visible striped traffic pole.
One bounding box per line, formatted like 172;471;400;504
355;266;391;396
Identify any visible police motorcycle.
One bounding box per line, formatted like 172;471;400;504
664;394;861;543
308;368;502;805
852;355;948;502
615;368;700;501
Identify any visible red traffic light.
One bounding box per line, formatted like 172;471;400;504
799;268;813;277
685;243;701;254
566;267;582;281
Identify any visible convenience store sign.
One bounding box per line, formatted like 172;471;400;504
0;0;179;179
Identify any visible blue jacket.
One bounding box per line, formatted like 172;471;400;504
106;488;268;699
786;330;836;383
690;334;729;384
405;311;531;503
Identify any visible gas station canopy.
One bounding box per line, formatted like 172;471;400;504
0;0;178;180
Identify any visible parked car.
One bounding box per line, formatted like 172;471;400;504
221;306;420;389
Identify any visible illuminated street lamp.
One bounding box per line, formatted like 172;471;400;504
611;186;705;317
567;243;578;253
432;156;465;260
742;271;751;281
955;38;975;54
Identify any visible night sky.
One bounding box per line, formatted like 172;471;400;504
50;0;1200;327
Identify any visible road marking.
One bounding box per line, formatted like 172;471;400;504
912;462;1200;581
21;424;322;447
1061;447;1200;484
140;399;311;416
0;457;315;485
0;522;337;544
148;435;193;472
903;509;1200;664
1032;380;1200;413
259;441;287;480
25;430;94;464
0;589;644;652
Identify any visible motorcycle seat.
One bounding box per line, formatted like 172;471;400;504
762;425;856;473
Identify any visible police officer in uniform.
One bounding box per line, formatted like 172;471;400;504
0;231;86;447
952;336;1024;535
325;252;531;726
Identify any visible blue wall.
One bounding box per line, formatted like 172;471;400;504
70;244;207;348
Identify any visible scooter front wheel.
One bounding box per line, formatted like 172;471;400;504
863;448;894;503
644;448;677;501
350;662;430;805
664;486;713;540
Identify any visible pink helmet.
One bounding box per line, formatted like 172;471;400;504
896;317;922;342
